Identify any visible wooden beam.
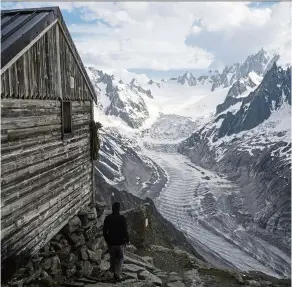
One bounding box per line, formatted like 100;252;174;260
57;21;97;104
1;19;58;75
55;24;63;101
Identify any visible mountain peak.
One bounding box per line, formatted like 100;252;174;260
130;78;139;85
257;47;266;55
177;71;197;86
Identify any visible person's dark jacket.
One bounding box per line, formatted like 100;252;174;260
103;212;130;246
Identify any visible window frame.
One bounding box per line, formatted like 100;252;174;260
61;101;73;140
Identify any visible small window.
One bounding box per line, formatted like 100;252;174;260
62;101;72;134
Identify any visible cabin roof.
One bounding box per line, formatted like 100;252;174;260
1;7;97;104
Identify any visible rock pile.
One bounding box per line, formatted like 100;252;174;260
4;202;290;287
4;203;189;287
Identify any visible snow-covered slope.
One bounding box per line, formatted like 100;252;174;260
90;49;291;278
178;63;291;250
166;48;279;92
87;67;151;128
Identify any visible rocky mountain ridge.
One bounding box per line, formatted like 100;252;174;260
86;49;291;279
86;68;151;128
178;62;291;252
167;48;279;91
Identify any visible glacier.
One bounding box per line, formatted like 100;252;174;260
89;48;291;279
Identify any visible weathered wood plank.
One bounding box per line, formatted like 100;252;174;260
1;114;61;130
1;107;60;118
2;184;91;252
29;191;91;247
2;137;89;175
13;64;19;98
2;171;91;231
3;71;9;98
23;54;29;98
3;182;91;241
20;192;92;258
3;191;92;260
1;132;88;163
1;129;89;156
2;154;89;202
2;124;61;143
8;67;13;98
2;161;91;215
2;143;90;186
29;194;91;253
1;99;61;109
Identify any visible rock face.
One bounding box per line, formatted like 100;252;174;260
167;48;278;91
216;73;260;114
95;127;167;199
217;64;291;137
86;67;150;128
177;72;197;86
178;63;291;254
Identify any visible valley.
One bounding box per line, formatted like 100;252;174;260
90;48;291;279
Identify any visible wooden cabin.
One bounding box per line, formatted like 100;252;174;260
1;7;98;264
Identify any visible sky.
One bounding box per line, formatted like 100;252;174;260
1;2;291;80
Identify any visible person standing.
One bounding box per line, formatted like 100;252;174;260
103;202;130;282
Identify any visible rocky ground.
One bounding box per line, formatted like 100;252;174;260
3;201;291;287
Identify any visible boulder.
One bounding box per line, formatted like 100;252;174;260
124;256;153;271
123;264;145;273
138;270;162;286
63;216;82;234
84;222;103;241
95;202;107;217
50;255;62;277
41;258;52;271
64;264;77;278
31;255;42;271
88;208;98;220
87;249;102;263
86;238;103;252
99;260;110;271
75;261;93;277
123;272;138;280
60;253;78;269
78;246;89;261
126;244;137;254
57;246;71;258
68;233;85;247
169;275;183;282
142;256;154;265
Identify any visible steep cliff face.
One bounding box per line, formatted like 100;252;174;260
178;64;291;251
86;68;150;128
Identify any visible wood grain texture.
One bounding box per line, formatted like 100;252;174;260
1;23;93;102
1;99;93;262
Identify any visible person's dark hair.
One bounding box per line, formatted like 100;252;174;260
112;202;121;213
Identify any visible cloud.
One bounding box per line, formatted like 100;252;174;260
2;2;291;72
186;2;291;65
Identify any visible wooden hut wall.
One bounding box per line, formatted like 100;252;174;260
1;22;94;261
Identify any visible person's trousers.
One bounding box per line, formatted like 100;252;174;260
108;245;125;277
